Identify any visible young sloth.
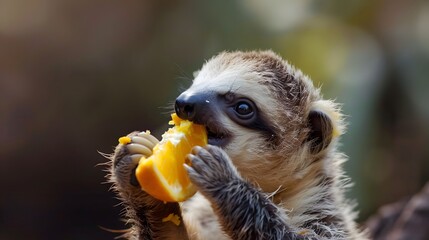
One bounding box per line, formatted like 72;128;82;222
108;50;367;239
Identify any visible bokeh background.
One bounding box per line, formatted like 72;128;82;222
1;0;428;239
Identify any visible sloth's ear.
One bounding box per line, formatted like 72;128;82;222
307;110;333;153
306;100;344;153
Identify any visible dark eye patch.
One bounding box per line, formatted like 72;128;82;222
220;93;278;144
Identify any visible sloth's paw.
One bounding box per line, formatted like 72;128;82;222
110;131;159;198
185;145;241;194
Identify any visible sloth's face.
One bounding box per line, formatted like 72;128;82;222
173;52;337;189
174;59;281;165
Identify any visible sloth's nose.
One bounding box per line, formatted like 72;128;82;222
174;91;216;124
175;93;197;121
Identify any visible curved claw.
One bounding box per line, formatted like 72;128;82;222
132;136;156;149
137;131;159;146
127;143;153;157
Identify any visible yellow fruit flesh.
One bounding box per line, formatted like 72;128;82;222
135;113;207;202
162;213;181;226
118;136;131;145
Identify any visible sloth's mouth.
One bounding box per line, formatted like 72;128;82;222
205;123;230;147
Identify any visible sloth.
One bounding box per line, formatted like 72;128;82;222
107;50;367;239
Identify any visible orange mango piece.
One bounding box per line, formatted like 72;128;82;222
135;113;207;202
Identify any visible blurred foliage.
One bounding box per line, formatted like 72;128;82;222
0;0;428;239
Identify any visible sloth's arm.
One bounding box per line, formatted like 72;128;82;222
186;146;305;240
109;131;189;240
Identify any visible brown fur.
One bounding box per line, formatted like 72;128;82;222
107;50;367;239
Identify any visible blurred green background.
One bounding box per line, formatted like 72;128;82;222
1;0;428;239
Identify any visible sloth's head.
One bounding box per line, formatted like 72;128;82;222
175;51;344;187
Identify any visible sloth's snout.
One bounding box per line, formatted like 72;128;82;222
175;94;196;121
175;91;230;147
175;91;213;124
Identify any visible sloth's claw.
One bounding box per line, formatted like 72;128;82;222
111;131;159;193
137;131;159;146
127;143;153;157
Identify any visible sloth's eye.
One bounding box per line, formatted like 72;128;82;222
224;96;257;124
234;101;254;119
235;102;252;115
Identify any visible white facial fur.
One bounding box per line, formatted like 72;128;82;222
181;51;345;193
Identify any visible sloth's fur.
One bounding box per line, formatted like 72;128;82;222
107;50;367;239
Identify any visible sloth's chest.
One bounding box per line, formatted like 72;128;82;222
180;193;230;240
